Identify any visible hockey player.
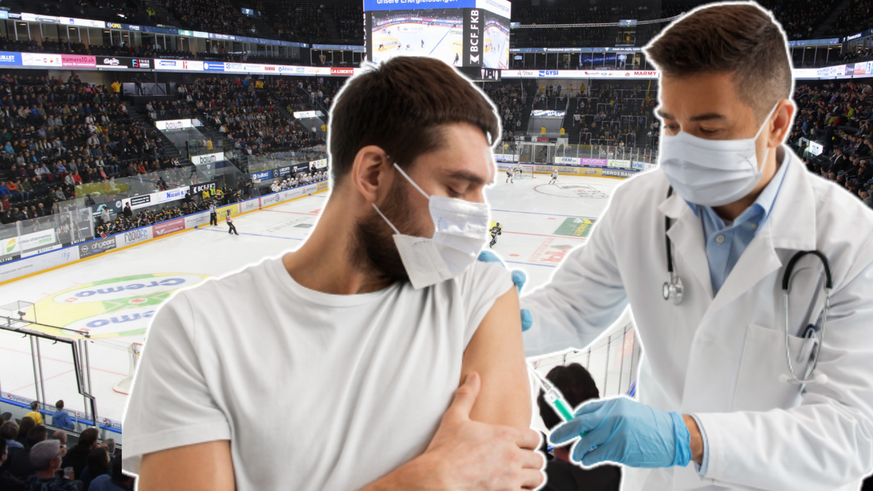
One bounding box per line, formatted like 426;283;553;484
505;167;514;184
489;222;502;248
226;210;239;235
549;169;559;185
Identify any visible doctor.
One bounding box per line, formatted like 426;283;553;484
518;3;873;490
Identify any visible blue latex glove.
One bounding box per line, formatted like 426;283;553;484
477;250;532;331
549;397;692;468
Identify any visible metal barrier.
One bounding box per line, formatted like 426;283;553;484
0;300;99;429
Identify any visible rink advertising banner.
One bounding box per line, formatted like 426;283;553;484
0;52;21;66
555;157;581;165
317;181;329;192
0;246;79;283
2;237;21;256
581;158;608;167
463;9;481;67
61;55;96;67
123;187;189;211
117;227;153;247
79;237;117;259
240;198;259;214
215;204;241;221
0;253;21;264
189;181;217;195
279;188;306;201
602;169;637;178
251;170;273;181
311;159;328;169
184;212;211;229
155;119;194;131
191;152;224;166
21;244;62;258
98;57;127;69
153;218;185;237
276;166;292;178
19;229;58;252
607;159;631;169
22;53;62;67
260;193;282;208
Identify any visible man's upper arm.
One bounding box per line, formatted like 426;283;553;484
461;286;531;429
122;292;232;476
138;441;235;491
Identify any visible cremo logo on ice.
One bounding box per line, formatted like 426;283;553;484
28;273;210;338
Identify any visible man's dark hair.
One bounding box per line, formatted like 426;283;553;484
86;447;110;476
537;363;600;431
328;56;499;186
0;421;17;440
78;428;99;449
17;417;35;440
644;3;792;124
27;425;47;447
55;400;64;410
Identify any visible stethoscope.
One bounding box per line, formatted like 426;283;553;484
662;186;833;385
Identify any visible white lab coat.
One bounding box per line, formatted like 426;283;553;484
521;145;873;491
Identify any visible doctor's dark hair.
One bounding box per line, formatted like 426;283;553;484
327;56;500;187
644;2;792;124
537;363;600;431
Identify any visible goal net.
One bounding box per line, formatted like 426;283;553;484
113;342;143;395
515;164;535;180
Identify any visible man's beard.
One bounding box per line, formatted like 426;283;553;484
351;178;422;284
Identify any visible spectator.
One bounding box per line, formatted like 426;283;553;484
50;430;67;455
51;401;75;431
79;447;110;490
61;428;98;480
24;440;77;491
14;419;35;449
1;421;22;453
7;425;47;479
88;452;133;491
0;438;26;491
537;363;621;491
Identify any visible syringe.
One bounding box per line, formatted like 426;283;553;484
528;364;576;422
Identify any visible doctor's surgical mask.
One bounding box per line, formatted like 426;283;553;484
372;163;490;289
659;103;780;207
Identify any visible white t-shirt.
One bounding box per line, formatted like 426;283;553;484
122;256;513;491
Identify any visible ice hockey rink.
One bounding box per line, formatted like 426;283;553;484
372;23;465;67
371;22;510;69
0;173;626;424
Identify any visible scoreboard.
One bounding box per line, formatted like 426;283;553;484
364;0;511;70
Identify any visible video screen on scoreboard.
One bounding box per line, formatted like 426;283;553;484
363;0;510;70
369;9;465;67
480;8;509;70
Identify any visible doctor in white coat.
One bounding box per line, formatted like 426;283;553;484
519;3;873;491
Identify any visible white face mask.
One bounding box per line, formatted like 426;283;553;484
659;103;779;207
372;163;490;289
